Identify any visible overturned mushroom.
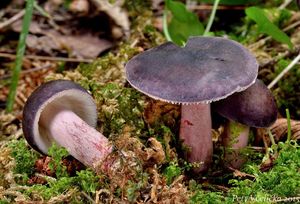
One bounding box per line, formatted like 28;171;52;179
22;80;112;168
213;79;277;168
125;36;258;172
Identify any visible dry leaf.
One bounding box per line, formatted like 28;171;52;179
57;34;112;58
26;35;59;54
14;28;112;58
91;0;130;36
12;18;112;58
11;20;44;34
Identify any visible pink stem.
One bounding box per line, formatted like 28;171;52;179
222;121;249;169
180;104;213;172
40;109;112;168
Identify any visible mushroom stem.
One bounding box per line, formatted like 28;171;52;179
222;121;249;169
40;108;112;168
180;104;213;172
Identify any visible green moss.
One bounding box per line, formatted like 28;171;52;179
228;141;300;200
186;142;300;204
8;139;38;178
27;177;77;200
25;168;100;202
47;143;69;178
91;83;145;138
163;161;182;185
189;191;227;204
76;169;101;194
5;143;102;202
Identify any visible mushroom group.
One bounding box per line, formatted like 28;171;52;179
22;80;112;169
125;36;277;172
22;37;277;174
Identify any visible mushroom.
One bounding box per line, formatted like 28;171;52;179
213;79;277;168
22;80;112;168
125;36;258;172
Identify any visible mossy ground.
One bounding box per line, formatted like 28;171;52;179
1;1;300;203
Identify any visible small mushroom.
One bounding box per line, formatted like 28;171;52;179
125;36;258;172
213;79;277;168
22;80;112;168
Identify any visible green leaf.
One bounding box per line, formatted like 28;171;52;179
165;0;204;45
245;7;292;49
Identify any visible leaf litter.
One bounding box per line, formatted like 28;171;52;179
1;0;300;203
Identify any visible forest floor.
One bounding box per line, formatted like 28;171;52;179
0;0;300;203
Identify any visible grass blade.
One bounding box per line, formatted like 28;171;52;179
286;108;292;143
203;0;220;36
6;0;35;112
163;10;172;42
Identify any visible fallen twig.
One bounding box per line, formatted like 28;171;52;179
268;52;300;89
0;10;25;30
0;53;93;63
228;166;256;179
279;0;294;10
0;64;52;80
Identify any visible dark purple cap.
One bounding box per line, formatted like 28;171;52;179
125;36;258;104
213;79;277;127
22;80;97;154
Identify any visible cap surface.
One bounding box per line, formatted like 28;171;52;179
125;36;258;104
213;79;277;127
22;80;97;154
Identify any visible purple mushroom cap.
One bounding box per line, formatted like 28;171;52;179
213;79;277;127
22;80;97;154
125;36;258;104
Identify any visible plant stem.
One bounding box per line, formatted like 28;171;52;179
268;129;276;147
286;108;292;143
163;10;172;42
203;0;220;36
6;0;35;112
